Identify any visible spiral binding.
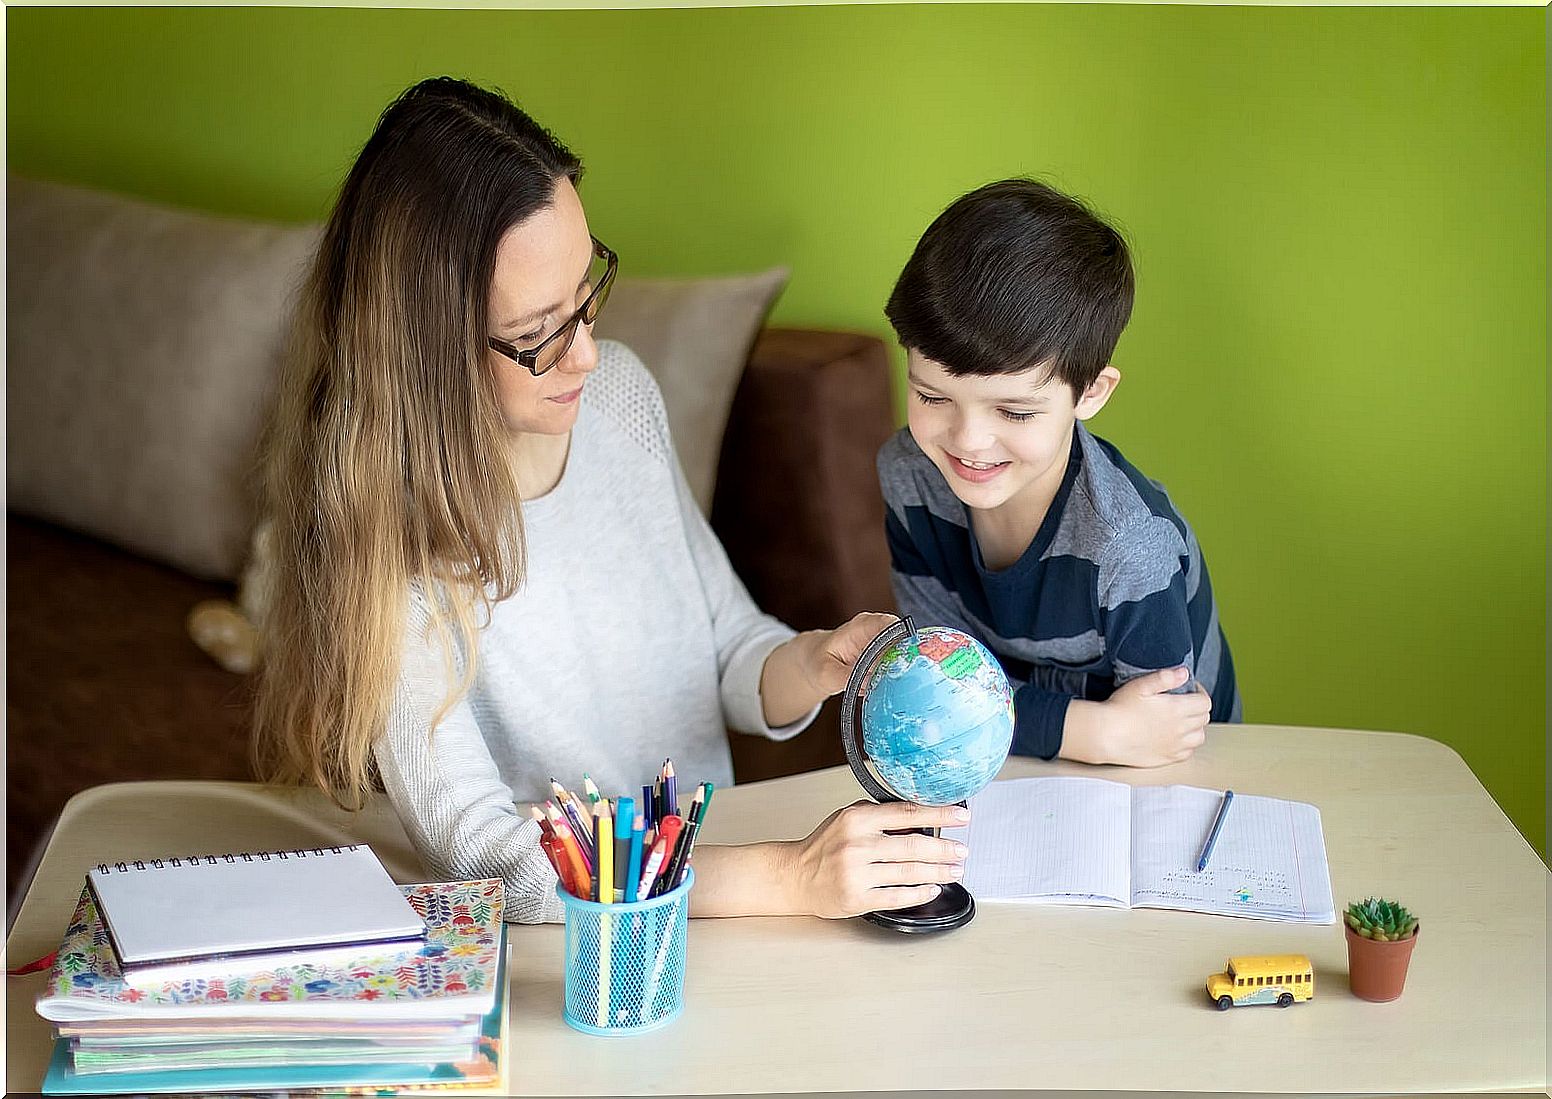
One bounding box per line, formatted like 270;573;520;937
93;844;359;875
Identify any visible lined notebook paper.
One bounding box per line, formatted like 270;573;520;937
949;777;1335;923
85;845;426;979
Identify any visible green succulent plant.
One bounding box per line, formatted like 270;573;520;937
1344;897;1418;941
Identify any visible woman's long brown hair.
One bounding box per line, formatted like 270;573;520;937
254;77;582;808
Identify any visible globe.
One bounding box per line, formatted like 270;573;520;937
856;624;1015;806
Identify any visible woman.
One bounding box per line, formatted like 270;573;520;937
255;77;968;923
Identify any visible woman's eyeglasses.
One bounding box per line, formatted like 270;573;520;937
488;236;617;377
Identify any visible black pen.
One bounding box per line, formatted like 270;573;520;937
661;784;705;892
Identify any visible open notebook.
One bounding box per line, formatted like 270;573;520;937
950;777;1334;923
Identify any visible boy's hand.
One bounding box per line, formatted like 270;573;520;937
1065;667;1212;767
799;612;901;698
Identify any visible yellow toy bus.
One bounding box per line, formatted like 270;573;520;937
1206;954;1314;1010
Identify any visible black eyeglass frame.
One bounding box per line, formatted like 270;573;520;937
487;236;618;377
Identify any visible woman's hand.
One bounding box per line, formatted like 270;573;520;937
778;800;971;919
798;612;901;699
759;612;899;728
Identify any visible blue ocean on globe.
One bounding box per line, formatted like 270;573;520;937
859;626;1015;805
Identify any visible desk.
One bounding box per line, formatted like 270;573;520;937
6;725;1546;1094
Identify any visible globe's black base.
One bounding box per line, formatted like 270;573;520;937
862;882;975;934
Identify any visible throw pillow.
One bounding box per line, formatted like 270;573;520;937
6;174;319;581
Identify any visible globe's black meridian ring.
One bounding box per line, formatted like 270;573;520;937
840;615;917;805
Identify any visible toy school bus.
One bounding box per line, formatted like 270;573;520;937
1206;954;1314;1010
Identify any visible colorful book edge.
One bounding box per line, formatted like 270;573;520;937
40;924;507;1095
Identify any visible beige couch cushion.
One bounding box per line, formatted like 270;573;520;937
6;175;318;581
6;175;785;588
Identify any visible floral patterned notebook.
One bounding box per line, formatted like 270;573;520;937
39;925;509;1096
38;879;504;1023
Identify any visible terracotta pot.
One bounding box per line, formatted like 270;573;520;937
1344;921;1419;1002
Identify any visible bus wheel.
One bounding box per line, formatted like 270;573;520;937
1216;995;1233;1011
1278;993;1294;1007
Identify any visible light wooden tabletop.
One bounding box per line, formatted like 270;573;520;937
5;725;1547;1095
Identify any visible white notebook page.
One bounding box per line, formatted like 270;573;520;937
1128;785;1335;922
954;776;1131;905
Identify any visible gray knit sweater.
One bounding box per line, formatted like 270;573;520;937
375;341;814;923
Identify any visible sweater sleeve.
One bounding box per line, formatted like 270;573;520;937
1097;516;1196;688
374;595;565;925
617;357;819;741
663;413;818;742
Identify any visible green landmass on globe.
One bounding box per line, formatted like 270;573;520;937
858;625;1015;806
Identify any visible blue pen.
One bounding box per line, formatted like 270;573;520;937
1195;789;1234;872
641;784;656;830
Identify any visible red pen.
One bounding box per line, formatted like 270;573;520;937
649;815;684;897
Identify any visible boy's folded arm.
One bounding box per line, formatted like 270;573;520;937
1041;521;1200;766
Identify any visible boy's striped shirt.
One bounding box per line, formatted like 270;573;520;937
878;423;1241;759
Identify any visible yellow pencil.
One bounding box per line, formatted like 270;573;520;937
595;800;613;904
594;799;614;1027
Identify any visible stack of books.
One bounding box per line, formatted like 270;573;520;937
33;846;507;1095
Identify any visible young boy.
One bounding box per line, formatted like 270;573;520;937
877;179;1241;767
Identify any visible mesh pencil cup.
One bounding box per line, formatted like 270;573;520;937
558;869;693;1035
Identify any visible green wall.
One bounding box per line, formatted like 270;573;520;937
8;5;1545;857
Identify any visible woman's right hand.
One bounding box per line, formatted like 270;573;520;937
781;800;971;919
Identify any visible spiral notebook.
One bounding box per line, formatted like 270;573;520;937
85;844;426;982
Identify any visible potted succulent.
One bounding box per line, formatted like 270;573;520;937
1343;897;1419;1002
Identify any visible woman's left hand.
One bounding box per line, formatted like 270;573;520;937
800;612;901;698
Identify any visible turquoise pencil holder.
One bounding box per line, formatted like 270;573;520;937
558;869;693;1035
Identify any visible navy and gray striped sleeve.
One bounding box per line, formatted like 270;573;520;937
1097;515;1196;688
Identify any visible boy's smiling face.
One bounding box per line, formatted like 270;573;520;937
905;350;1120;516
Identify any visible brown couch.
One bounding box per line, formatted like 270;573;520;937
6;326;898;904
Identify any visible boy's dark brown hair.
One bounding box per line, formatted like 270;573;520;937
885;178;1134;396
